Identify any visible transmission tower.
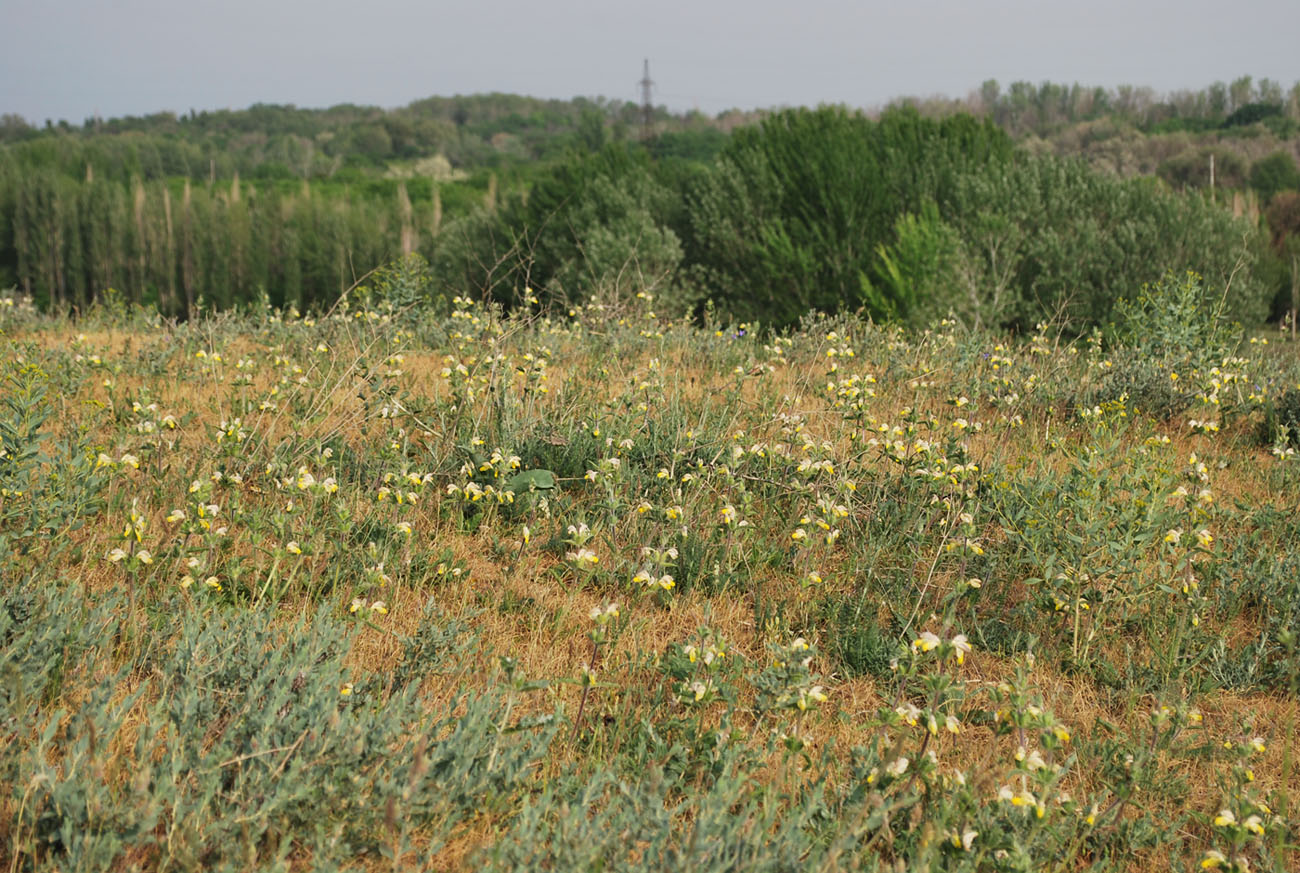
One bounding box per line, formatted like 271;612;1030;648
639;58;654;140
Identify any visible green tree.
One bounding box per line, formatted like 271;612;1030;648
861;201;976;326
944;157;1270;329
682;107;1012;327
1158;148;1247;191
1249;152;1300;204
481;143;682;307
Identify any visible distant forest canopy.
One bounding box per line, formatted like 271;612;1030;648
1;77;1298;330
0;93;741;180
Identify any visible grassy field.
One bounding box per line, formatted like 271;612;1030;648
1;282;1298;872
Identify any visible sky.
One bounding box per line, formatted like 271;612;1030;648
4;0;1299;124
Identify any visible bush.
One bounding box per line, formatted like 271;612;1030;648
495;144;684;308
1262;387;1300;450
1084;271;1240;418
1249;152;1300;205
681;107;1013;327
944;158;1270;330
1156;147;1248;191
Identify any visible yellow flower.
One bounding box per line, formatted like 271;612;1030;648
286;541;302;555
884;757;909;777
951;634;971;665
567;548;599;567
912;631;941;653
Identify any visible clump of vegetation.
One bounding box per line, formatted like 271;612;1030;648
1080;271;1244;421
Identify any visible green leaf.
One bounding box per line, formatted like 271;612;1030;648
506;469;557;493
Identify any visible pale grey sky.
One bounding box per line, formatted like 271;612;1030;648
4;0;1298;123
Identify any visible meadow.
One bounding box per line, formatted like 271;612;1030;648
1;273;1298;872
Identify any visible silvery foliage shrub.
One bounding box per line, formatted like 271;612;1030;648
1086;271;1240;419
4;589;554;872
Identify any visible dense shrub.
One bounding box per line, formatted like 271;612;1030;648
1249;151;1300;204
942;158;1270;329
680;106;1014;327
1156;147;1248;191
1078;271;1242;419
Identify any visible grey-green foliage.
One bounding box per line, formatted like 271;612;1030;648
1086;271;1241;418
0;355;106;569
1111;270;1239;368
353;252;446;315
818;590;898;679
484;752;835;873
483;732;1124;873
944;156;1270;330
546;173;683;304
6;597;555;872
0;584;120;790
1208;525;1300;693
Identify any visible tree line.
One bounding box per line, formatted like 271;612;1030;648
0;93;734;181
0;167;428;313
2;88;1299;330
893;75;1300;138
451;107;1283;332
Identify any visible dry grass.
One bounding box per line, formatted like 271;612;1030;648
3;307;1298;872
